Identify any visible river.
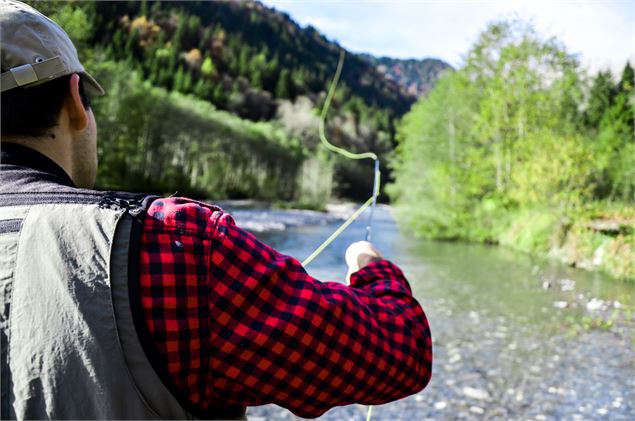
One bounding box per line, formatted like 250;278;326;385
218;202;635;421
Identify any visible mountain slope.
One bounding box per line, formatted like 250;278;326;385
361;54;453;97
29;0;450;200
91;0;414;119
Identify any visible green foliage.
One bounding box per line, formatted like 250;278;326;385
591;63;635;201
26;0;452;200
29;1;94;59
86;0;416;118
50;4;92;45
201;56;215;76
499;209;560;253
509;131;596;209
90;59;332;205
389;20;635;280
586;71;616;128
84;0;433;196
275;68;291;98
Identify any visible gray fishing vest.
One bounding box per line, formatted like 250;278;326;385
0;145;246;420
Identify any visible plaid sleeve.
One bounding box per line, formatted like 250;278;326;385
139;197;432;418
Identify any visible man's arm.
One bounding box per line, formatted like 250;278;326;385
140;198;432;418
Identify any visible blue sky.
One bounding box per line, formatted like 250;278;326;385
262;0;635;75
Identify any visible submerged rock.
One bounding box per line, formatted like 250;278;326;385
462;387;490;401
434;401;447;410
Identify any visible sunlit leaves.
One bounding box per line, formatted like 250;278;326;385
388;19;628;243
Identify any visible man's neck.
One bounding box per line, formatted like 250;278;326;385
0;142;76;187
2;134;73;183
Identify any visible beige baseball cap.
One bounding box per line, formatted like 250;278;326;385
0;0;105;95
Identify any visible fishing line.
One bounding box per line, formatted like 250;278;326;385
300;48;379;421
301;49;381;267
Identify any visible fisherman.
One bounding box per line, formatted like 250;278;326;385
0;1;432;419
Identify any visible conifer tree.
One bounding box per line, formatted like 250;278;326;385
125;28;141;60
275;68;291;98
619;62;634;94
173;66;185;92
140;0;148;18
238;47;250;77
213;83;227;106
586;70;616;129
183;70;192;93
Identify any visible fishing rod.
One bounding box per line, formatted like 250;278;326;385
300;48;380;421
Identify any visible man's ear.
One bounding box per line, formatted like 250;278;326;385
65;73;88;131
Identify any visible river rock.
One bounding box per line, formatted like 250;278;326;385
462;387;490;400
559;278;575;291
596;407;608;416
586;298;604;311
434;401;447;410
470;406;485;414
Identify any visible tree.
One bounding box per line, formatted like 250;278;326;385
616;62;635;130
140;0;148;18
389;20;590;240
250;51;267;89
275;68;291;98
193;79;213;100
238;46;250;76
586;70;616;129
200;27;213;51
593;62;635;201
125;28;141;60
618;61;634;95
173;66;185;92
185;14;201;46
112;29;126;60
49;4;92;49
182;70;192;93
212;82;227;106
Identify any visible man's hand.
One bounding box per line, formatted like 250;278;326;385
345;241;383;284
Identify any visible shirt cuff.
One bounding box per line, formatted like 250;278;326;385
348;259;413;293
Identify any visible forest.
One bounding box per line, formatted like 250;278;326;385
27;2;634;280
28;0;450;204
388;21;634;281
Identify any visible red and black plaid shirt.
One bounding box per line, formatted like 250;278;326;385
139;197;432;418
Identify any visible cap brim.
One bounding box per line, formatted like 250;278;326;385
82;71;105;96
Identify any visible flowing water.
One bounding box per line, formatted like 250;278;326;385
220;203;635;421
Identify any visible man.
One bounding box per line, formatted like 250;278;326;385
0;1;432;419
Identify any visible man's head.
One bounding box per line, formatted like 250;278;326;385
1;0;105;188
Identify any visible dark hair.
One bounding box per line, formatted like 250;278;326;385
1;74;91;137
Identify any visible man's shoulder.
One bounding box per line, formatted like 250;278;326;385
143;196;232;239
